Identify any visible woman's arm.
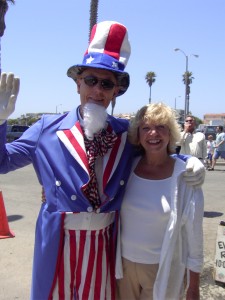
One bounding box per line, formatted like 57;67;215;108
186;270;200;300
185;188;204;300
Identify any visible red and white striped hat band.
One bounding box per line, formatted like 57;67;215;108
67;21;131;96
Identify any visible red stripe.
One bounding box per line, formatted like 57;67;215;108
109;226;115;300
103;135;121;188
69;230;76;300
63;127;89;171
82;231;96;299
75;231;86;294
104;229;110;299
94;229;104;300
104;24;126;59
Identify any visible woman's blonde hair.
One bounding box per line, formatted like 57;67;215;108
128;102;181;154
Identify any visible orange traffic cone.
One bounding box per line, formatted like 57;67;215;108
0;191;15;239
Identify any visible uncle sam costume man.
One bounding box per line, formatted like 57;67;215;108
0;21;204;300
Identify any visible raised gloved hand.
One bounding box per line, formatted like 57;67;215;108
183;156;205;188
0;72;20;125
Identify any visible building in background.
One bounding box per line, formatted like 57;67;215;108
204;113;225;126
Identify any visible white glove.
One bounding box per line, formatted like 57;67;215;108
183;156;205;188
0;72;20;125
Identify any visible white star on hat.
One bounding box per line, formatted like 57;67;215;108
86;56;95;64
112;61;119;69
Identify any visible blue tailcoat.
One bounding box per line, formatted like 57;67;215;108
0;107;133;299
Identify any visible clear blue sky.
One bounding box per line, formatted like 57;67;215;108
2;0;225;120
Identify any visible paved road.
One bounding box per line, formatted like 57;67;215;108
0;163;225;299
199;162;225;299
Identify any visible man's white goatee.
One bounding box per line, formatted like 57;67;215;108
83;103;108;140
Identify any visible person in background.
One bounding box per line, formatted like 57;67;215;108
179;115;207;164
0;21;205;300
175;123;184;155
116;103;204;300
206;134;215;169
208;125;225;171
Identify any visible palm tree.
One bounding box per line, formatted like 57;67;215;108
145;71;156;104
0;0;15;74
89;0;119;116
89;0;99;40
89;1;121;116
182;71;194;114
182;71;194;89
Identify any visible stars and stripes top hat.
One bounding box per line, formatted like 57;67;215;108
67;21;131;96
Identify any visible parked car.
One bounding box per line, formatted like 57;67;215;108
203;125;218;140
6;125;29;142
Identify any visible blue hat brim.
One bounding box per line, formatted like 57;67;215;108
67;65;129;97
67;53;130;96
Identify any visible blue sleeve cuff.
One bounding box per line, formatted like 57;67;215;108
171;153;191;162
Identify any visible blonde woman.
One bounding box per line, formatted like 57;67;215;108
116;103;204;300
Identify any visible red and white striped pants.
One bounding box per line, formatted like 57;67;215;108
52;224;115;300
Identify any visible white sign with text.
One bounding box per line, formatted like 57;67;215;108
214;223;225;283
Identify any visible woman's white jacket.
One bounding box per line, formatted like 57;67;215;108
116;157;204;300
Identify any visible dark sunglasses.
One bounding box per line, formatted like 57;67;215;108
185;119;194;123
81;75;116;90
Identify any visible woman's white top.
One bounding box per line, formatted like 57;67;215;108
121;173;172;263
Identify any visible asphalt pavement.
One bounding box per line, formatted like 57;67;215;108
0;162;225;300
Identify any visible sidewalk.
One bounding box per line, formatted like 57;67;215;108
214;158;225;165
199;164;225;299
0;164;225;299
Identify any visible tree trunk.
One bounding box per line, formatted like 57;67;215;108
149;87;152;104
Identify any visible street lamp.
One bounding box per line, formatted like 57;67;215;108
174;48;199;119
174;95;181;110
56;104;62;114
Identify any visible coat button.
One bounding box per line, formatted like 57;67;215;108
120;180;125;186
87;206;93;213
55;180;61;186
71;195;77;201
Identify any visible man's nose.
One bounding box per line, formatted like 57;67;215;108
92;81;106;90
91;83;106;95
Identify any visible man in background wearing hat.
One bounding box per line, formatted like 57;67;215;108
0;21;205;300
